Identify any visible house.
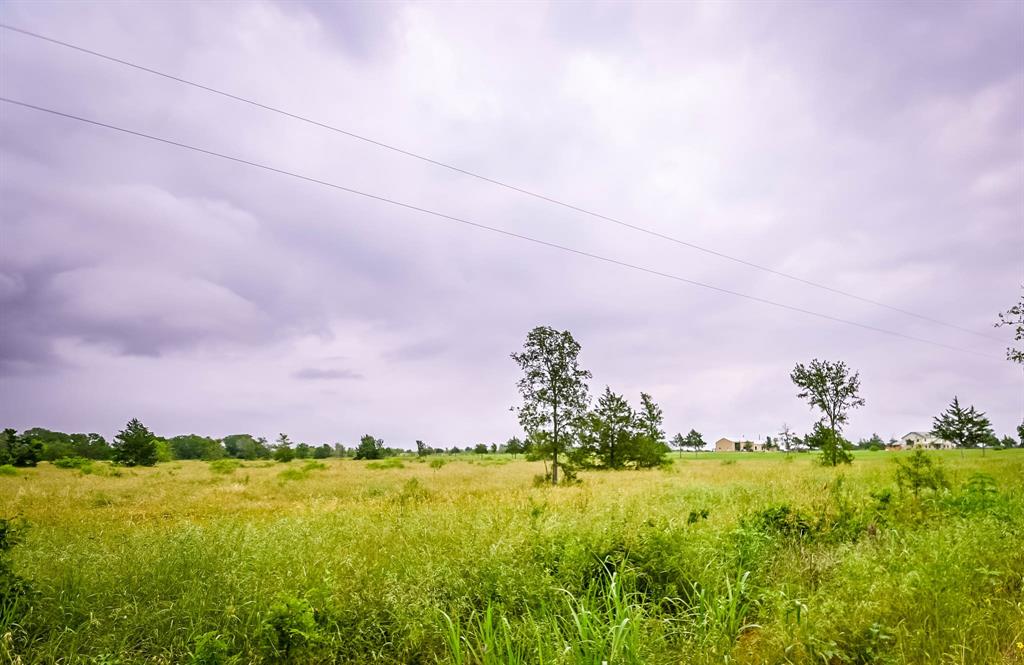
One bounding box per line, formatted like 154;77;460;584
715;437;766;452
897;431;955;450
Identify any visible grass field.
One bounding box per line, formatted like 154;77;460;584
2;450;1023;664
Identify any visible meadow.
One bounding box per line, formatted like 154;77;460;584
1;450;1022;664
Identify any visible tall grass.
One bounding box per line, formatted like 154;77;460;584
1;450;1021;663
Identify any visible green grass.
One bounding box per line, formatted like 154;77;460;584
1;450;1022;663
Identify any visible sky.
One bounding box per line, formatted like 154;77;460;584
0;1;1021;448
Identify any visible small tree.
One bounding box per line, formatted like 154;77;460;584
505;437;524;458
511;326;591;485
995;286;1023;364
683;429;706;457
791;359;865;440
931;396;994;453
111;418;158;467
895;450;948;499
473;443;488;455
778;423;796;454
415;440;429;457
805;422;853;466
354;434;384;460
670;432;686;457
578;387;635;469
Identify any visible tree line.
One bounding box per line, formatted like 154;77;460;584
510;325;1021;483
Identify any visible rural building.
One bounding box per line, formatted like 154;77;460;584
896;431;955;450
715;437;766;452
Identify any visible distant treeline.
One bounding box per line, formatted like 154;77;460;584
0;423;536;469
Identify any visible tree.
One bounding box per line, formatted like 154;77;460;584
790;358;865;451
683;429;706;456
805;422;853;466
294;443;312;459
416;440;429;457
313;444;332;459
778;424;796;454
505;437;524;458
511;326;592;485
895;450;948;499
354;434;384;460
931;396;994;452
0;429;42;467
578;387;635;469
995;286;1023;364
636;393;665;444
670;432;686;457
111;418;158;467
473;443;489;454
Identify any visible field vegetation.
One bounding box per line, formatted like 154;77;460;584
2;450;1022;664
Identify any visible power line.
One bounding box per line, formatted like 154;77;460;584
0;96;1000;360
0;23;1002;344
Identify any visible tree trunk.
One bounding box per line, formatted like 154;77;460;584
552;449;559;485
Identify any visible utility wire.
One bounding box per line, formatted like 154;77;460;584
0;23;1002;344
0;96;1001;360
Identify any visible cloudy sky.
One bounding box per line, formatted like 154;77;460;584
0;1;1020;447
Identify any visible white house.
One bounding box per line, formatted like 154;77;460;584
898;431;955;450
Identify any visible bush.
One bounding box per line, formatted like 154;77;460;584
895;450;948;498
0;465;16;477
277;468;308;482
366;459;404;470
429;458;447;471
53;457;93;470
301;461;327;472
208;459;242;475
0;518;33;634
189;631;230;665
262;595;321;657
273;447;295;463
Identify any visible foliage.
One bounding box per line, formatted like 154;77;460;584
790;358;865;441
262;595;321;657
208;459;242;475
931;396;994;448
272;446;295;463
189;631;231;665
894;450;948;498
354;434;385;460
366;458;405;470
169;435;225;460
805;422;854;466
1;428;43;467
222;434;271;460
994;286;1023;364
0;517;33;640
53;456;93;470
511;326;591;484
111;418;158;467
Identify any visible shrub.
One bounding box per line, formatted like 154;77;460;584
895;450;948;498
277;468;308;482
429;458;447;471
301;461;327;472
0;465;16;477
366;459;404;470
273;447;295;463
189;631;230;665
111;419;158;467
53;457;93;470
209;459;242;475
0;518;33;633
262;595;321;657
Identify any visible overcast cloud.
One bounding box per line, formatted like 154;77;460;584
0;1;1020;447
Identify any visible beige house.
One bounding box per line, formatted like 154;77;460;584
715;437;766;452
